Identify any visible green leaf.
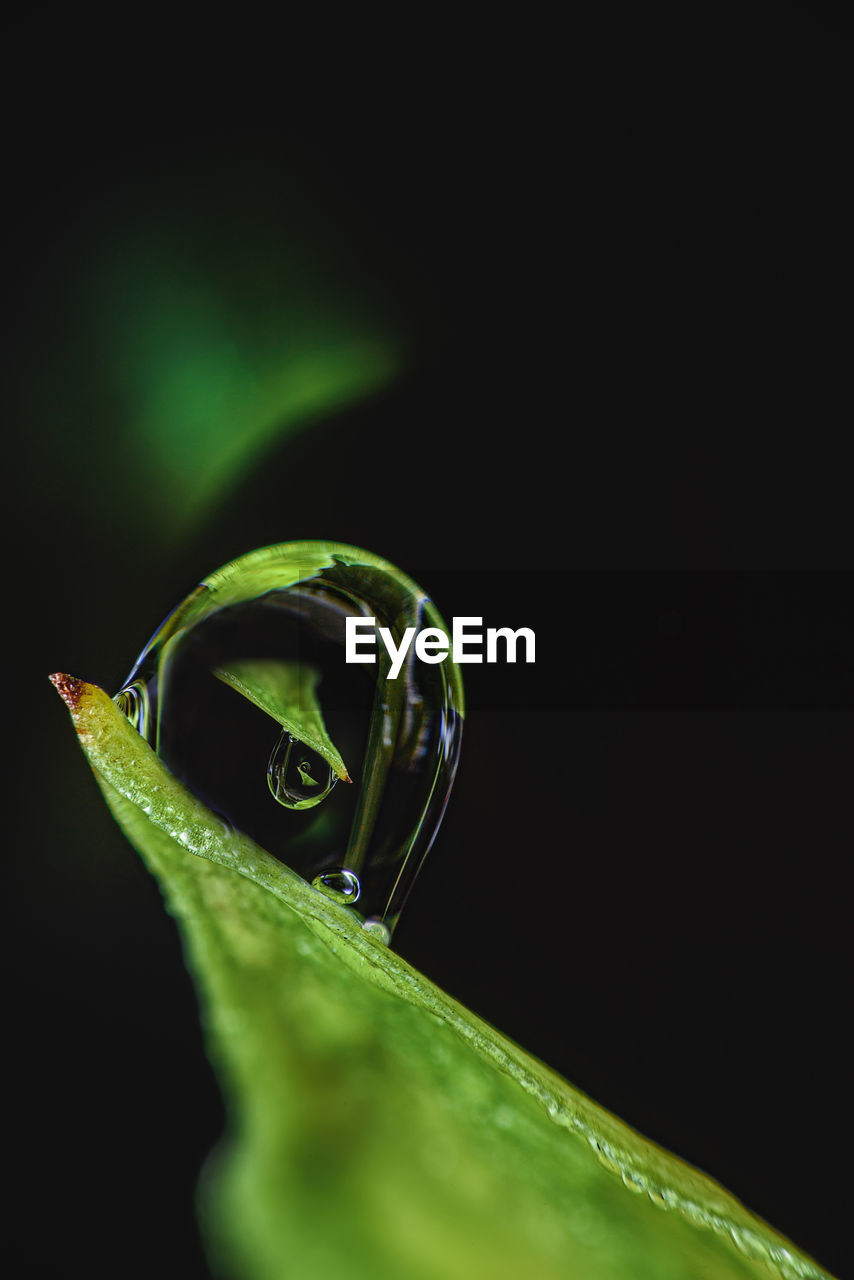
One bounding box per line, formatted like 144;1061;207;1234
33;213;403;541
51;673;836;1280
212;659;351;782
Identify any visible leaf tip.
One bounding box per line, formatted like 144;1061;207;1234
49;671;86;711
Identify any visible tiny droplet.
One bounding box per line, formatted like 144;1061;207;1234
312;868;361;905
268;731;337;810
361;917;391;945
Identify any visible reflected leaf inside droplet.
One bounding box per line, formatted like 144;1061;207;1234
114;542;464;936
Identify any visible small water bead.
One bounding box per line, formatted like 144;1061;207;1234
268;733;337;810
681;1201;710;1229
114;542;464;937
361;918;391;945
588;1138;622;1175
646;1185;669;1210
312;868;361;905
546;1100;574;1128
621;1169;645;1194
729;1226;765;1260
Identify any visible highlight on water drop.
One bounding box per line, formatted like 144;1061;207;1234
114;541;464;938
114;679;150;737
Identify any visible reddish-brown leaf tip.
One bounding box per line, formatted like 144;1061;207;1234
49;672;85;710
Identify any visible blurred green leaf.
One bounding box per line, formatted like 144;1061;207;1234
51;674;835;1280
29;201;402;540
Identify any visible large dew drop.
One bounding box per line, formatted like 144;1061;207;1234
113;542;464;937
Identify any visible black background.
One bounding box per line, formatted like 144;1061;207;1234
6;7;851;1278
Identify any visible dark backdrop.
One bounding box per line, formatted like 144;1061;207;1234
6;8;850;1278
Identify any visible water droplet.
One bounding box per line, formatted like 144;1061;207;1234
114;542;463;937
268;732;337;809
312;868;361;905
546;1101;573;1128
681;1201;710;1228
361;917;391;945
729;1225;764;1258
588;1138;621;1175
621;1169;644;1194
